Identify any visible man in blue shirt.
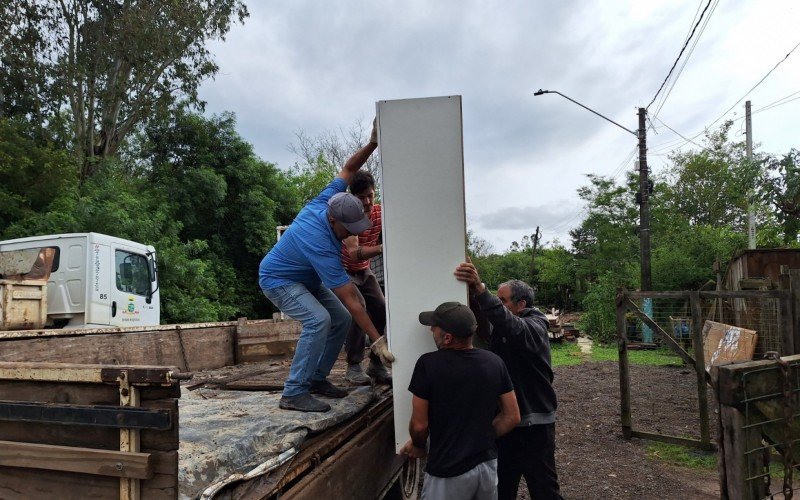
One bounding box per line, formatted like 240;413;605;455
259;120;394;412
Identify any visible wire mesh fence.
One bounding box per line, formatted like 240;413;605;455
625;293;785;360
618;289;792;452
716;355;800;499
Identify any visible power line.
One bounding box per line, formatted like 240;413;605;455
701;38;800;131
651;115;704;149
651;0;719;122
649;88;800;155
646;0;714;110
648;92;800;162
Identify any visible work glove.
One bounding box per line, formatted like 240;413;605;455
370;335;395;365
369;117;378;144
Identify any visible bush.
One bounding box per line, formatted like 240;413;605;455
578;267;636;344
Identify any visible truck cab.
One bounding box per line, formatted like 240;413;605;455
0;233;159;328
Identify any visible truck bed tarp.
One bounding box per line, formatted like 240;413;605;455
179;385;376;499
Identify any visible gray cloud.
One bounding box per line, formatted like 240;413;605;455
199;0;800;251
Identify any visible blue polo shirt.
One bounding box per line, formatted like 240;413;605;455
259;178;351;291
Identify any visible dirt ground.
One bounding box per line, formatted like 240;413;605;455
513;361;720;499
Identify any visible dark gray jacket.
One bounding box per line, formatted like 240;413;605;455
474;289;557;425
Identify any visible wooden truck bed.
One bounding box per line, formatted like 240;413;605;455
0;320;418;499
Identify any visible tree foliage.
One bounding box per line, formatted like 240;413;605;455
760;149;800;245
0;0;248;180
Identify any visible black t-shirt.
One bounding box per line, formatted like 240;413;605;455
408;348;514;477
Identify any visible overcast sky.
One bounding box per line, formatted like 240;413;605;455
199;0;800;253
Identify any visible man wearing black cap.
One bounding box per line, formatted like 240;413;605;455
455;261;562;499
259;120;394;413
400;302;520;500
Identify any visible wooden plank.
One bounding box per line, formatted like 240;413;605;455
0;440;152;479
690;292;712;448
627;291;690;300
0;318;290;341
790;269;800;355
235;338;297;363
0;400;178;453
0;450;177;500
236;320;300;339
229;390;394;498
629;431;715;451
378;96;468;452
0;362;179;385
715;354;800;406
0;379;180;402
0;319;238;340
0;401;171;430
616;291;632;439
281;408;407;499
699;290;788;299
0;327;233;370
717;404;766;499
780;294;794;355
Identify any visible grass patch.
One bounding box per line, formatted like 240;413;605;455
646;442;716;470
591;345;684;366
550;342;583;367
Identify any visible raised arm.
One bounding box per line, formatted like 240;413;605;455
492;390;521;438
337;119;378;185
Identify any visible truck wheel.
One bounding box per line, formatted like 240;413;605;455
384;457;422;499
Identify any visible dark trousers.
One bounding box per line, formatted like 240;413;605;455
497;423;562;500
344;270;385;365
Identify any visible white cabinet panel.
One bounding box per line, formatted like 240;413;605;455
377;96;468;451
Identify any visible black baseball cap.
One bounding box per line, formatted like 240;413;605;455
419;302;477;338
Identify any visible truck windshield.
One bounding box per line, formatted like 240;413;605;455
115;250;150;296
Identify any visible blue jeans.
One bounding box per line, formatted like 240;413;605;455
263;283;351;397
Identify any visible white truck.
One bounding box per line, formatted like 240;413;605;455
0;232;160;329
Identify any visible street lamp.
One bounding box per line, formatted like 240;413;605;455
533;90;638;138
533;89;652;294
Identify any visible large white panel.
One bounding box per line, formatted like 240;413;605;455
377;96;468;451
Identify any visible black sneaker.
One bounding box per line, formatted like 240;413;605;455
279;393;331;412
309;379;349;398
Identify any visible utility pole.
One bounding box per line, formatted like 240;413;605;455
532;90;650;289
746;100;756;249
637;108;653;343
529;226;540;284
637;108;651;291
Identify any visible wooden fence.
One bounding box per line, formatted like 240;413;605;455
616;288;794;451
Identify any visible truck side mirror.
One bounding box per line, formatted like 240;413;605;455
145;252;158;304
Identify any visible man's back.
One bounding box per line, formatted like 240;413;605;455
409;348;513;477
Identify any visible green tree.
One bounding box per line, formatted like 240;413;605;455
536;243;577;310
658;122;761;231
0;0;248;180
760;149;800;245
570;173;639;286
0;118;79;232
140;111;300;320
